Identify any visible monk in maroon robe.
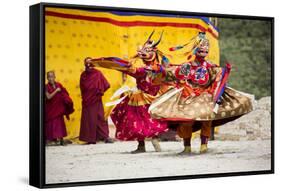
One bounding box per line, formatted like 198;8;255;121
45;71;74;145
79;58;113;144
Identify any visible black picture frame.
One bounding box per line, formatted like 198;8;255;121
29;2;275;189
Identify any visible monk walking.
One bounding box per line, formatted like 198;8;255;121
79;58;113;144
45;71;74;146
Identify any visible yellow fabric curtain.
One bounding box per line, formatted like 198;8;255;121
45;7;220;143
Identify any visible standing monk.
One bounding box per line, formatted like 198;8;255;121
79;58;113;144
45;71;74;146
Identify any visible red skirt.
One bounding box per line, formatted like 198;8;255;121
111;97;168;141
45;116;67;141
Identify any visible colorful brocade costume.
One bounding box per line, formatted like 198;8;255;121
148;32;253;128
90;55;254;141
148;57;253;126
147;32;253;152
111;68;169;141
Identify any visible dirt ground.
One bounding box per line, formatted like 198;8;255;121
46;138;271;184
